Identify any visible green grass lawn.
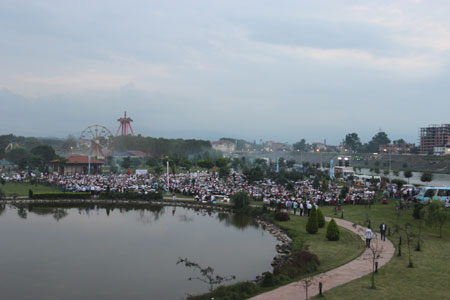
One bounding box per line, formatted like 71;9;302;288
1;182;60;197
315;202;450;300
275;214;364;275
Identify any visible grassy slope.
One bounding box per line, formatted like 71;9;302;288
1;182;60;196
275;214;364;275
315;202;450;300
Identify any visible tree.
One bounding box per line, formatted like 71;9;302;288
402;223;415;268
30;144;57;163
366;231;383;289
426;200;449;238
218;165;230;180
326;218;340;241
215;157;228;168
286;159;296;168
121;157;131;169
312;177;320;190
317;208;325;228
243;166;265;183
198;159;214;170
231;190;251;210
365;131;391;153
420;171;433;185
413;204;425;251
404;170;413;183
146;157;160;168
5;147;32;169
393;139;406;145
177;257;235;292
293;139;307;151
343;133;362;152
306;205;318;234
254;158;267;168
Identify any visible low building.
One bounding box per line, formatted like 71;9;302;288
52;155;104;175
379;143;415;154
212;140;237;152
433;145;450;156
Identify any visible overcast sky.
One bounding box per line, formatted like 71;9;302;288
1;0;450;144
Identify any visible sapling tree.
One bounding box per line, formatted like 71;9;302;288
426;200;449;238
177;257;236;292
359;228;384;289
402;223;415;268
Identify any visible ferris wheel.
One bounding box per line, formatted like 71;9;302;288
79;125;114;158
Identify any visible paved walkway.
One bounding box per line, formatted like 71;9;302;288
249;217;395;300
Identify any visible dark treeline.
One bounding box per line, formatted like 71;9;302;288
0;134;63;158
113;135;213;158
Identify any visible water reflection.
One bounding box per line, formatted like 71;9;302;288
0;204;277;300
216;212;259;230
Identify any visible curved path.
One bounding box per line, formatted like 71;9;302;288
249;217;395;300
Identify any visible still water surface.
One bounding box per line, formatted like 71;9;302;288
0;204;277;300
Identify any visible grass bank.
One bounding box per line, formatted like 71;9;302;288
0;182;60;197
316;202;450;300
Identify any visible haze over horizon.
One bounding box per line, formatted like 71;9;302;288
2;0;450;144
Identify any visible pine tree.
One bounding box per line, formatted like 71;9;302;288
306;205;318;234
326;218;340;241
317;207;325;228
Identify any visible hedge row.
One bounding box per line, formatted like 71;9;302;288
32;192;91;200
98;191;163;201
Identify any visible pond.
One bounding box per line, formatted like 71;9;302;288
0;204;278;300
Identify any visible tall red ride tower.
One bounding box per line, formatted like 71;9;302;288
115;111;135;136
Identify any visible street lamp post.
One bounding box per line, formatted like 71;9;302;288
383;148;391;181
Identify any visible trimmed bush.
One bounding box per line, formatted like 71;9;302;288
0;187;5;199
274;211;290;222
326;218;340;241
99;191;163;201
28;189;33;199
317;207;325;228
32;192;91;200
306;205;318;234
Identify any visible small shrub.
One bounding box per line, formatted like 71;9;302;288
273;250;320;278
0;187;5;199
326;218;340;241
306;205;318;234
274;211;290;221
317;207;325;228
28;189;33;199
261;272;274;287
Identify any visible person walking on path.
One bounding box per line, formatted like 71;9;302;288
365;227;373;248
380;221;387;241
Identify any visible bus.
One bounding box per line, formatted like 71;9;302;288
353;174;381;187
414;187;450;207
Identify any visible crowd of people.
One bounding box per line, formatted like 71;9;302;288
2;170;379;209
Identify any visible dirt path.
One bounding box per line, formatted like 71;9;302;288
249;217;395;300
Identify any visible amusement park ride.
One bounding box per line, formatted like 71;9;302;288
116;111;135;136
77;112;135;159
